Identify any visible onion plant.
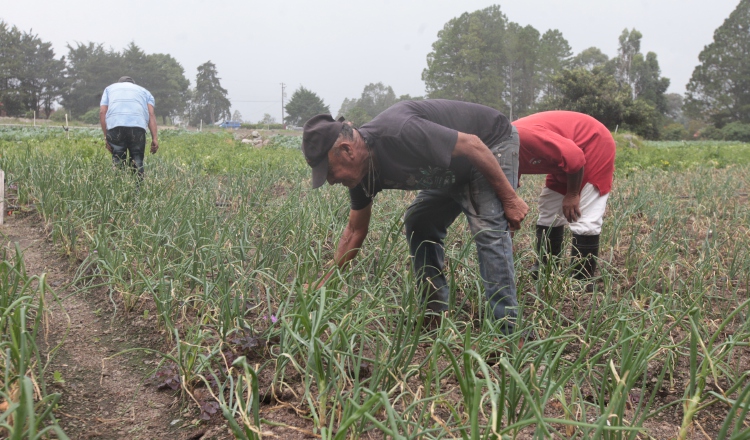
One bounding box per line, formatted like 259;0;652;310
1;129;748;438
0;246;68;439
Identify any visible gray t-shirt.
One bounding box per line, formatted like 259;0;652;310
349;99;511;210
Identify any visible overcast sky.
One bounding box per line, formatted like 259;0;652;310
1;0;741;123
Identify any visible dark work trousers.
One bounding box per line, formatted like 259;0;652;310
404;127;520;333
107;126;146;179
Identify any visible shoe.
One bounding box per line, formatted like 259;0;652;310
484;347;508;365
531;225;565;279
422;310;447;332
517;329;537;349
571;234;600;280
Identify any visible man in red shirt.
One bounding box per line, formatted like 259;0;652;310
513;111;615;281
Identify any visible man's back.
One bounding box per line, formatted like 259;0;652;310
514;111;615;196
101;82;155;130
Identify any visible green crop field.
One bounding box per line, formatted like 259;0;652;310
1;127;749;439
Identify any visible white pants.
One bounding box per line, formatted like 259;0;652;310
536;183;609;235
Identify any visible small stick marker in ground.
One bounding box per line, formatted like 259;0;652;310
1;169;5;226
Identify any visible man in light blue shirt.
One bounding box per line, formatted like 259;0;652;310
99;76;159;178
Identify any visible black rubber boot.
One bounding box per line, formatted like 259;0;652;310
571;234;600;280
531;225;565;279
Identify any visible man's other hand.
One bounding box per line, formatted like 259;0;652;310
562;193;581;223
504;196;529;231
151;139;159;154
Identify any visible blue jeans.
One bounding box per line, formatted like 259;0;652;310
107;126;146;179
404;128;520;331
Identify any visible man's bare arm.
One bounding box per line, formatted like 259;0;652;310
99;105;112;153
148;104;159;154
452;132;528;230
563;166;584;223
317;203;372;286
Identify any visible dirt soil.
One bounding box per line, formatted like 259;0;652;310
1;213;231;440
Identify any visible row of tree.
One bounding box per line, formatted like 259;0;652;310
0;21;65;118
336;83;421;126
63;42;191;123
0;21;233;126
3;0;749;138
282;82;422;127
286;1;749;140
282;6;673;139
418;5;672;138
423;1;750;139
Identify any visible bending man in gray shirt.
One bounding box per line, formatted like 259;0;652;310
303;99;528;333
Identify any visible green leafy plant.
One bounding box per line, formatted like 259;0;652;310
1;127;748;438
0;246;68;439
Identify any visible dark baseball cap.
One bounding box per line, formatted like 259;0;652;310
302;114;345;189
118;76;136;84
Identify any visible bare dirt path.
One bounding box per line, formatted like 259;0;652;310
1;213;228;440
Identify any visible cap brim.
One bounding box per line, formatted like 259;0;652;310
311;156;329;189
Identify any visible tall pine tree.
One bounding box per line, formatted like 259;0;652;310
190;61;231;125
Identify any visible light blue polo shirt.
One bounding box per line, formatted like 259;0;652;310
100;82;155;130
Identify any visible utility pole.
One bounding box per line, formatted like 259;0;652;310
280;83;286;128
